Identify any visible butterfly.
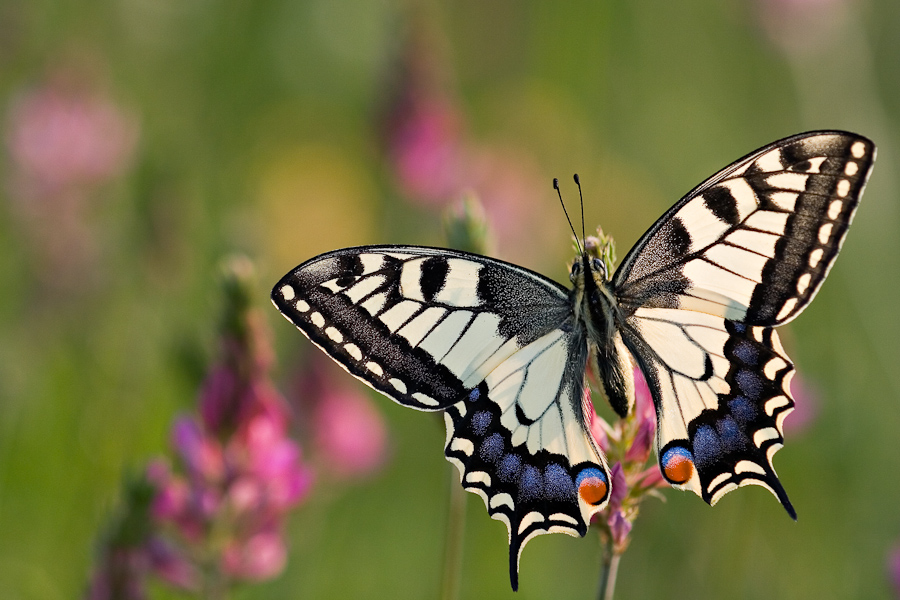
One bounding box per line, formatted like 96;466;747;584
271;131;875;590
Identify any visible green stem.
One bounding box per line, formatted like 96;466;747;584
440;466;466;600
597;535;621;600
201;565;229;600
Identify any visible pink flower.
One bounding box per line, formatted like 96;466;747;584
381;28;547;258
294;356;390;480
608;510;633;547
887;545;900;598
755;0;849;56
235;412;314;509
313;386;390;479
152;260;311;587
784;374;819;435
4;70;138;290
6;74;138;195
389;97;465;205
87;259;310;595
607;463;628;511
588;366;669;555
222;530;287;581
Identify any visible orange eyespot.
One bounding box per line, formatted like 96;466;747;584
661;447;695;484
576;467;609;506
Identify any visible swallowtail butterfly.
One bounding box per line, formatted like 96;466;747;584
272;131;874;589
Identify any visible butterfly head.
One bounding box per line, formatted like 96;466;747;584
569;254;608;283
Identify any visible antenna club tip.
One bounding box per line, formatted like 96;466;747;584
552;177;559;189
573;173;580;184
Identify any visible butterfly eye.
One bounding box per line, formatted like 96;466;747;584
569;262;582;281
591;258;607;277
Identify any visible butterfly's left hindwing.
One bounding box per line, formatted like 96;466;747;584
444;325;609;590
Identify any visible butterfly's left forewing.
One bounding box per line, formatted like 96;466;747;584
273;246;574;410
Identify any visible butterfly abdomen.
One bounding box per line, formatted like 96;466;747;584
574;254;636;418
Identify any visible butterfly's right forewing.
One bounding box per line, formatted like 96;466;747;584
614;132;875;326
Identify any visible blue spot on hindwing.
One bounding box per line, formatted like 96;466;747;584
575;467;607;489
717;416;749;452
735;369;764;399
470;410;492;436
518;465;543;502
543;463;575;501
733;340;759;365
728;396;757;424
498;454;522;483
575;467;609;506
692;424;723;469
662;446;693;465
479;433;504;464
660;446;695;484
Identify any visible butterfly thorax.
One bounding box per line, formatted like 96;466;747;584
570;253;635;418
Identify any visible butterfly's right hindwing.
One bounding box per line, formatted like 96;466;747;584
621;308;796;515
272;246;573;411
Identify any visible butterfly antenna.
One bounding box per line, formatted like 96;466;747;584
554;177;583;255
574;173;586;244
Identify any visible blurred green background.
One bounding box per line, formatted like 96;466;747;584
2;0;900;598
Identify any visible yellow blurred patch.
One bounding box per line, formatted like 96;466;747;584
256;144;378;270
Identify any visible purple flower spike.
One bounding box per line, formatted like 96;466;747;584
608;510;633;547
86;258;314;597
608;463;628;512
887;545;900;598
